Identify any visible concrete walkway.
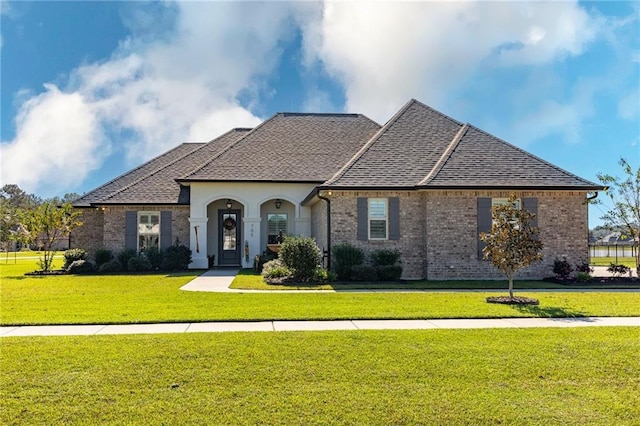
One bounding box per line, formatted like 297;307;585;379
1;317;638;337
180;268;640;293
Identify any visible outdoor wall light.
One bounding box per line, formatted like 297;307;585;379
275;199;282;209
226;199;233;210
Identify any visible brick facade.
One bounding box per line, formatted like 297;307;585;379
71;205;190;258
325;190;589;280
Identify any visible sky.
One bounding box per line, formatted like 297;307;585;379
1;1;638;228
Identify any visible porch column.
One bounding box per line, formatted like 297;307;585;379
243;217;262;269
188;217;208;269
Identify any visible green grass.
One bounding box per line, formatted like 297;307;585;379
2;328;638;425
590;256;636;268
233;269;639;290
2;260;640;325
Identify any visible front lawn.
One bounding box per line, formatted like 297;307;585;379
2;260;640;325
2;327;638;425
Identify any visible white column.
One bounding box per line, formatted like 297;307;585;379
243;217;262;269
188;217;208;269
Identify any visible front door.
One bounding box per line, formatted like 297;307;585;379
218;209;241;266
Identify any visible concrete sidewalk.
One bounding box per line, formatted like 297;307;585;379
1;317;638;337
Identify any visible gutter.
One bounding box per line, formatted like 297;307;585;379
316;189;331;270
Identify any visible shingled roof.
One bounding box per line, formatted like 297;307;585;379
179;113;381;183
323;99;602;190
76;99;601;207
74;128;250;206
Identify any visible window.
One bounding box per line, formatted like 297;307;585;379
138;212;160;252
491;198;521;227
368;198;388;239
267;213;287;244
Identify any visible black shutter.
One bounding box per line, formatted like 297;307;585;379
477;198;492;259
522;198;538;228
125;211;137;251
160;211;172;249
388;197;400;240
357;197;368;241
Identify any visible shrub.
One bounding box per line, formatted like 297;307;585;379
278;236;321;281
66;259;95;274
332;243;365;280
262;259;292;281
575;272;592;282
553;257;573;279
607;263;630;277
128;255;152;272
94;248;114;268
117;249;137;272
313;267;337;283
351;264;378;282
370;249;401;267
575;259;593;274
98;259;122;273
144;247;163;270
163;244;192;271
376;264;403;281
254;249;278;273
63;248;87;269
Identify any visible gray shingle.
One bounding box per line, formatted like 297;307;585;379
325;99;463;187
74;129;250;206
181;113;381;182
422;125;601;189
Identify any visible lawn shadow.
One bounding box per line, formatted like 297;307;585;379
512;304;591;319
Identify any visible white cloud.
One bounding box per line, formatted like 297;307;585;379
1;1;296;195
618;89;639;120
0;84;106;195
300;1;601;122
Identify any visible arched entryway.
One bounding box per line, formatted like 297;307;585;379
207;198;244;267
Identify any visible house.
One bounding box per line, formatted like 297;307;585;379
72;99;603;279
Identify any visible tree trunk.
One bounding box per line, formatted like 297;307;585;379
508;275;514;299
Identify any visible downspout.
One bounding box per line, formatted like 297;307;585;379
586;191;599;202
316;189;331;270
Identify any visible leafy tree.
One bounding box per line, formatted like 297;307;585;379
0;184;41;209
596;158;640;274
480;194;544;299
19;202;83;271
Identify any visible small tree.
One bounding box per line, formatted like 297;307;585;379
19;202;83;272
480;194;543;300
596;158;640;275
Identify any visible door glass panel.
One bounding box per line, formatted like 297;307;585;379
222;213;237;250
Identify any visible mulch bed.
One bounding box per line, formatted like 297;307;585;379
544;277;638;286
25;270;67;276
486;295;540;305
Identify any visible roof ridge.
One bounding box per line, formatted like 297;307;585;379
179;118;274;180
323;100;415;186
74;142;204;205
466;124;601;186
102;142;211;202
418;123;468;186
409;98;464;127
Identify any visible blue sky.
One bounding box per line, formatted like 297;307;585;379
1;1;638;228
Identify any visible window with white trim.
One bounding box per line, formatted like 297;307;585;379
267;213;288;244
138;212;160;252
368;198;388;239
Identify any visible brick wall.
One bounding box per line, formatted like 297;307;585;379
426;190;589;280
71;205;190;257
326;190;589;280
310;199;328;252
329;191;426;279
70;208;104;259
